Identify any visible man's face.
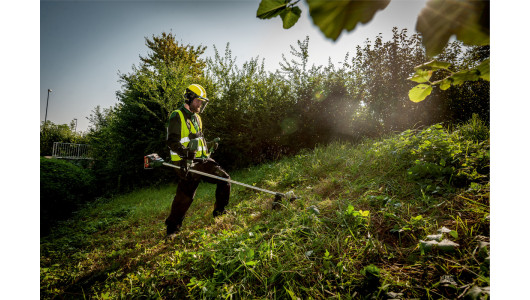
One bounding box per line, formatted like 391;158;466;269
190;98;203;113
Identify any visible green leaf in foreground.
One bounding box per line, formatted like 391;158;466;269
307;0;390;41
414;60;452;71
416;0;489;57
439;78;452;90
257;0;288;19
280;6;302;29
410;58;489;98
450;69;480;86
409;69;433;83
409;84;433;102
476;58;490;81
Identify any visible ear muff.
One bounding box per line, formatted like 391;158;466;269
184;89;197;104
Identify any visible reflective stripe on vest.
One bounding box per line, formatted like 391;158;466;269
170;109;209;161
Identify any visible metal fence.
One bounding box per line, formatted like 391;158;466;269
52;142;92;159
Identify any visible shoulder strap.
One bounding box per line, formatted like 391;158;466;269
196;114;203;131
176;109;196;134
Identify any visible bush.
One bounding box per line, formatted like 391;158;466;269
375;120;489;195
456;113;489;142
87;30;490;195
40;121;88;156
40;157;95;235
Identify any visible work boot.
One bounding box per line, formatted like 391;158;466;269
212;209;226;218
165;226;181;241
165;220;181;236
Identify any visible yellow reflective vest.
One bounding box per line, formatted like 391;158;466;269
169;109;209;162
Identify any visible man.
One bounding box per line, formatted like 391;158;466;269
165;84;231;237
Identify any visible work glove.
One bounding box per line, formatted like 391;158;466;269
185;149;196;160
180;158;194;175
207;137;220;154
179;149;196;175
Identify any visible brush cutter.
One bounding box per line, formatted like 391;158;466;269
144;153;297;204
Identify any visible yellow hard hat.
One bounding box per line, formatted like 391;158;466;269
184;84;209;102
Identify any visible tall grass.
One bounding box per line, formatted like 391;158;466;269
41;120;489;299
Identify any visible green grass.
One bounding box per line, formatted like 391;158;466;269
41;120;490;299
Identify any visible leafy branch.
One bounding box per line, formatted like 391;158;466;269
408;58;490;102
256;0;302;29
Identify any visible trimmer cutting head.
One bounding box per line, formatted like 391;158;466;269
272;190;298;209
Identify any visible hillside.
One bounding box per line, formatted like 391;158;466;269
41;120;490;299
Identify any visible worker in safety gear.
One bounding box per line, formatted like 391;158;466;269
165;84;230;237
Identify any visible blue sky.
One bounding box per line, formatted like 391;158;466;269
39;0;428;132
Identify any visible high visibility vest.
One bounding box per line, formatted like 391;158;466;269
169;109;209;161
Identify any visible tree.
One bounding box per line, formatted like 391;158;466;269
88;32;211;192
85;105;117;192
277;29;489;140
204;44;293;168
140;32;207;78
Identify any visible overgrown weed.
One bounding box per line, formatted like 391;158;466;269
41;120;489;299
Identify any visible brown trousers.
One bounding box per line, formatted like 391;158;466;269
165;158;230;234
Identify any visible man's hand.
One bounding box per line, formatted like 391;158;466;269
185;149;196;160
177;148;196;175
180;159;194;175
207;137;220;154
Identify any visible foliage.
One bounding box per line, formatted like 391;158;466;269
41;120;489;299
140;32;207;77
40;120;88;156
307;0;390;41
282;29;488;136
456;113;489;142
408;46;489;102
256;0;302;29
256;0;490;102
345;28;428;132
257;0;391;41
84;29;488;195
40;157;96;235
204;44;293;168
416;0;489;57
84;105;119;193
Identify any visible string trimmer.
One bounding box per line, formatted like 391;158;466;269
143;153;297;206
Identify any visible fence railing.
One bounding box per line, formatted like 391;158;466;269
52;142;92;159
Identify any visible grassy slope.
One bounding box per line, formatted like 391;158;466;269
41;120;490;299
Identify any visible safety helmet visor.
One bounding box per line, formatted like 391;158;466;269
198;98;209;113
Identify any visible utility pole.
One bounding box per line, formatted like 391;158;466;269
44;89;52;125
73;118;78;134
